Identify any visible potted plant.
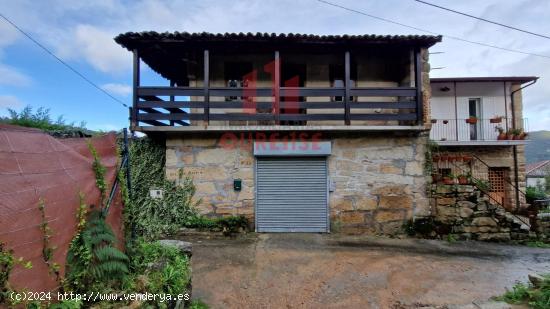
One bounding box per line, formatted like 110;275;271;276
431;119;437;124
465;116;478;124
506;129;516;140
519;131;528;140
457;174;469;185
432;154;441;162
442;174;454;185
440;153;449;161
443;120;449;124
462;154;473;162
490;115;503;123
495;126;506;140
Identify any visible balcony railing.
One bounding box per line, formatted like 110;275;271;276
133;86;421;127
430;118;528;142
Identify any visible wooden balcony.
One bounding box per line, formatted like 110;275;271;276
130;49;425;132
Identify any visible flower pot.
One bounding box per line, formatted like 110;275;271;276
462;155;473;162
443;120;449;124
519;133;527;140
442;177;454;185
441;154;449;161
466;118;478;124
490;118;502;124
458;176;469;185
432;174;441;183
432;155;441;162
431;119;437;124
507;134;514;140
497;133;506;140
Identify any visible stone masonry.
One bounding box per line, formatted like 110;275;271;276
431;185;530;241
165;132;430;235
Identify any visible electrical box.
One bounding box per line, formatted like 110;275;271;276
149;189;164;199
234;179;242;191
329;178;335;192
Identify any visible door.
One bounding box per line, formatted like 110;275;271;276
488;167;509;209
256;157;328;232
468;98;482;140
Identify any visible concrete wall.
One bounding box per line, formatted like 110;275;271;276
165;132;429;235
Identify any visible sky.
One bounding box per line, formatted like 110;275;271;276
0;0;549;131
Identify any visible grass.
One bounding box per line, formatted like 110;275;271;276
525;241;550;249
189;299;210;309
496;274;550;309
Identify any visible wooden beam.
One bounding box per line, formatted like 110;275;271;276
204;49;210;125
344;51;351;125
132;50;140;127
414;48;423;125
140;95;187;126
274;51;280;124
169;80;175;126
138;100;416;110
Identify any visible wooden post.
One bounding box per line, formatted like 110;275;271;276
132;50;140;128
274;51;280;124
169;80;175;126
204;50;210;125
414;48;424;125
344;51;351;125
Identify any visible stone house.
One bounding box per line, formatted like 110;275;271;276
430;77;538;211
115;31;443;234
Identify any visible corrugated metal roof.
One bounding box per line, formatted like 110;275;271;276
527;160;550;177
431;76;539;83
115;31;442;50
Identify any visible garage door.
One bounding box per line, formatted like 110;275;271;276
256;157;328;232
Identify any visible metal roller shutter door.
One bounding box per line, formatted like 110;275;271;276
256;157;328;232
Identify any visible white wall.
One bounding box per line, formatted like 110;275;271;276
430;81;513;141
527;177;546;188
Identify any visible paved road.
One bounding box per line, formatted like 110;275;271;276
187;233;549;308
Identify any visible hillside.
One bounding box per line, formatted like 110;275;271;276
526;130;550;163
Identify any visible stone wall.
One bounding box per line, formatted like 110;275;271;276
165;132;429;235
434;145;527;210
431;185;530;241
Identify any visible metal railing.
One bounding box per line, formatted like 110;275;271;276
430;117;528;142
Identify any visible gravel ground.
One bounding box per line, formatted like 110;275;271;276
186;233;549;309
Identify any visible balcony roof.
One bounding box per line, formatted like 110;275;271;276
115;31;442;51
431;76;539;84
115;31;441;83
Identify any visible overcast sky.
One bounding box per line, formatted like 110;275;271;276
0;0;549;131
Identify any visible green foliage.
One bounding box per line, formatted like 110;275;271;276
526;186;548;205
525;130;550;163
189;299;210;309
424;139;439;177
1;105;87;133
88;143;108;208
185;215;250;235
49;299;83;309
473;178;492;192
123;240;190;307
37;198;60;281
120;138;199;240
497;274;550;309
0;242;14;304
525;241;550;249
66;210;128;293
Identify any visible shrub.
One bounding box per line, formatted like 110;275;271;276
121;138;199;240
1;105;88;134
497;274;550;309
526;186;548;205
185;215;250;235
124;240;191;306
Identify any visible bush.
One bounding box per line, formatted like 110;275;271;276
124;240;191;306
497;274;550;309
1;105;90;136
121;138;199;240
526;186;548;205
185;215;249;235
